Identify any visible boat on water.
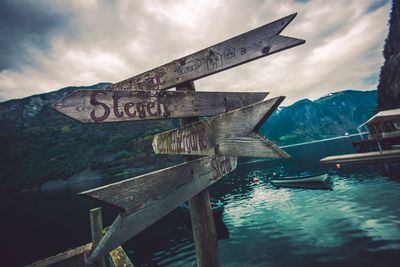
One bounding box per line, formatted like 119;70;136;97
270;173;329;185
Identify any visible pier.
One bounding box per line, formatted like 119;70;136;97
320;148;400;166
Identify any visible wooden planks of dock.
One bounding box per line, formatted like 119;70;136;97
25;243;134;267
320;149;400;165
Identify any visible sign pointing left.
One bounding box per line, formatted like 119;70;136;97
79;155;237;264
52;90;268;123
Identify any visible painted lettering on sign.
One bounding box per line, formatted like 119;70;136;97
207;50;223;70
76;106;94;112
223;46;235;59
155;127;207;154
134;73;165;90
211;156;234;180
177;59;202;75
113;73;165;90
89;91;168;122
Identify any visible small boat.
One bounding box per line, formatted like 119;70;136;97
270;173;328;185
179;198;224;220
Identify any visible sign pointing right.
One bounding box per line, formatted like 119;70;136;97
152;96;289;158
108;13;304;91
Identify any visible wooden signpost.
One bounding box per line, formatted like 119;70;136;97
48;12;304;267
152;96;289;158
52;90;268;123
107;13;304;92
80;155;237;263
177;82;221;267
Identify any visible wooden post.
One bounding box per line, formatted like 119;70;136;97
90;207;107;267
177;82;220;267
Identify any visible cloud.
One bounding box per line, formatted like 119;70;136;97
0;0;392;105
0;0;73;71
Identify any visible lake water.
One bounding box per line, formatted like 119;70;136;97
1;136;400;267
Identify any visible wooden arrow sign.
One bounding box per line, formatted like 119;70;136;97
108;13;304;91
152;96;289;158
79;155;237;264
51;90;268;123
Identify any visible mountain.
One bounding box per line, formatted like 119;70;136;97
0;86;376;193
0;83;180;193
260;90;377;146
0;83;110;133
377;0;400;111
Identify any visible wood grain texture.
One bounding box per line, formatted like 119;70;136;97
152;96;289;158
25;243;133;267
81;155;237;264
90;208;103;250
89;207;106;267
25;243;91;267
177;82;220;267
189;189;220;267
52;90;268;123
107;13;304;91
109;246;135;267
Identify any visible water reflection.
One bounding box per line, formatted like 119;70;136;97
217;170;400;267
179;214;230;241
1;136;400;266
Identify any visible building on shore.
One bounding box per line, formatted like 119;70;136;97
321;109;400;166
353;108;400;152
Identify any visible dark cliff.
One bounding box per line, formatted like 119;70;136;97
377;0;400;111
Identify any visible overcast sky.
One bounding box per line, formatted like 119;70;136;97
0;0;391;105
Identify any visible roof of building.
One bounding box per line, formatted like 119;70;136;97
359;108;400;128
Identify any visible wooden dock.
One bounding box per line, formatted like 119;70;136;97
25;243;134;267
320;149;400;165
26;207;134;267
25;243;91;267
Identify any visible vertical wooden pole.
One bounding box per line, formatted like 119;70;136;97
176;82;220;267
90;207;107;267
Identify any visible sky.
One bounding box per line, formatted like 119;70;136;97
0;0;392;105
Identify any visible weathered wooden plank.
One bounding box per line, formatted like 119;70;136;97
25;243;91;267
52;90;268;123
109;246;135;267
107;13;304;91
320;148;400;165
80;155;236;215
90;208;103;250
152;97;289;158
80;155;237;264
218;132;284;157
177;82;220;267
189;189;220;267
25;243;133;267
89;207;106;267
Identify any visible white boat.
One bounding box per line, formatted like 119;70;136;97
270;173;328;185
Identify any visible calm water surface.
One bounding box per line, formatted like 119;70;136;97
1;136;400;266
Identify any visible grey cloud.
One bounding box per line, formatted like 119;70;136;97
0;0;72;71
0;0;392;105
366;0;390;13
